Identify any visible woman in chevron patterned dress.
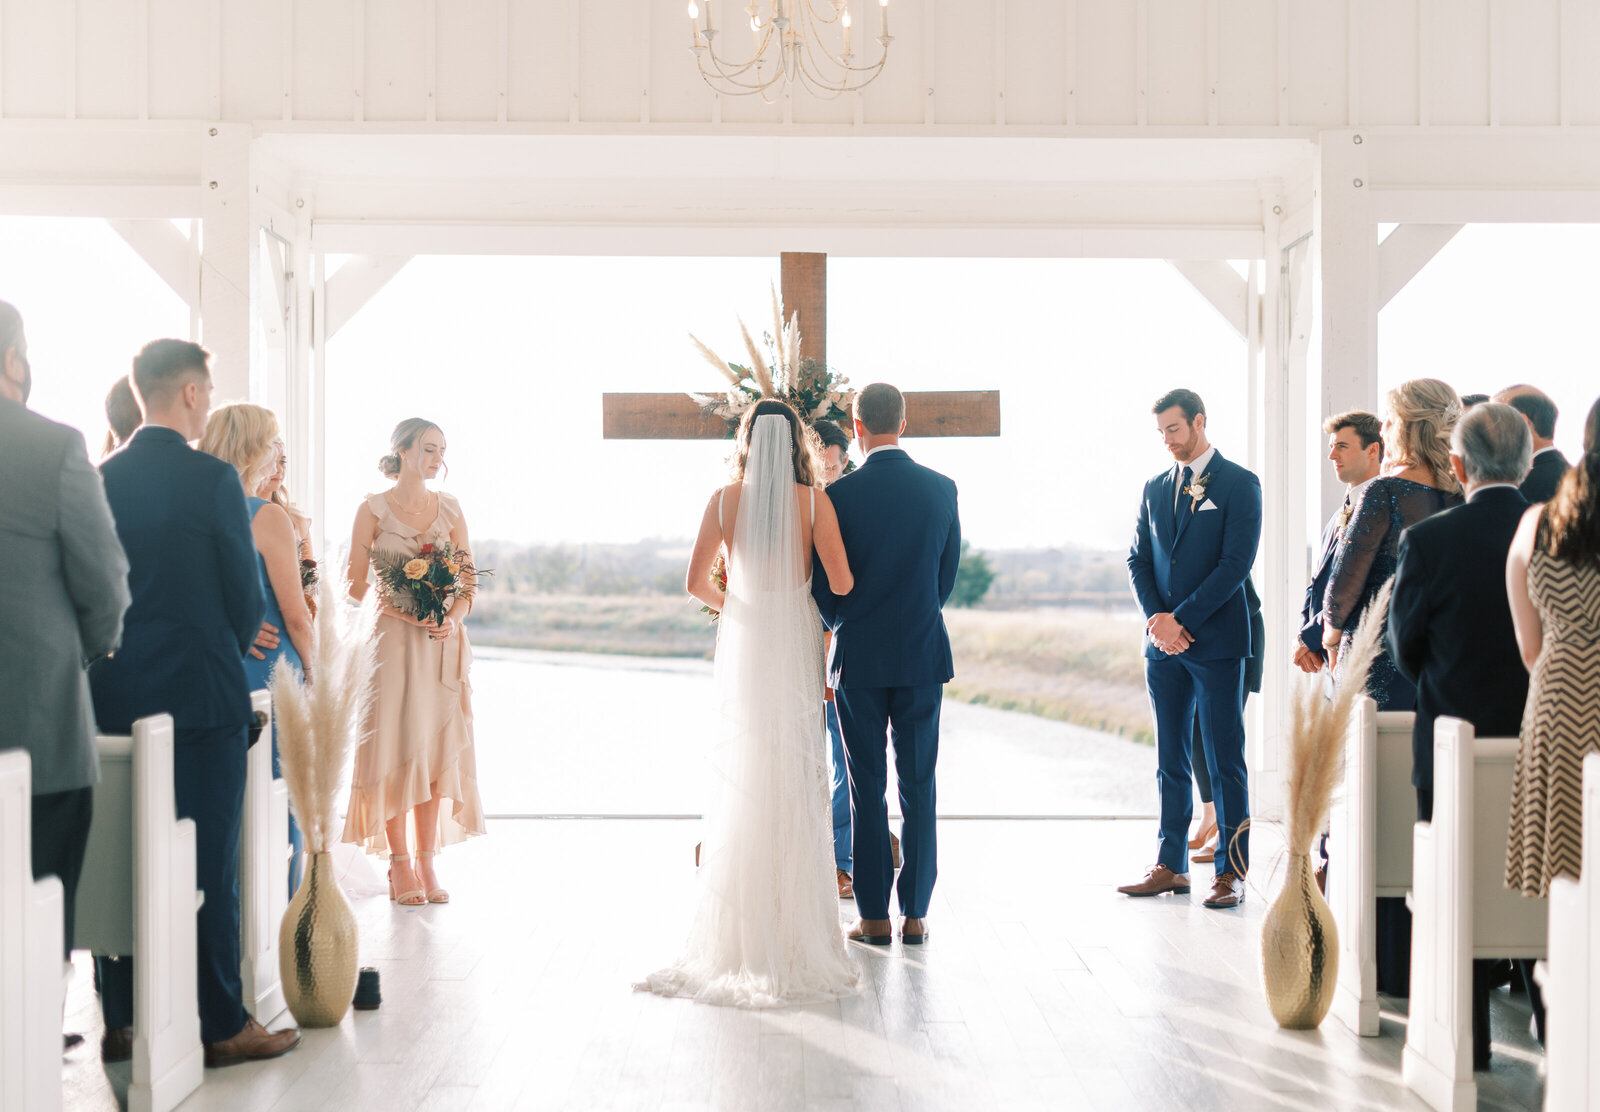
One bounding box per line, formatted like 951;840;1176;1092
1505;395;1600;898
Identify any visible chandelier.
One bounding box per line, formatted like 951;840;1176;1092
686;1;893;100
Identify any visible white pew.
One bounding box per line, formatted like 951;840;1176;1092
76;715;203;1112
1330;698;1417;1037
1543;751;1600;1111
238;689;289;1023
1403;717;1549;1112
0;751;66;1112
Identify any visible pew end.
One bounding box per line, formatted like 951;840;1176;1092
1402;716;1548;1112
1543;751;1600;1111
239;688;289;1024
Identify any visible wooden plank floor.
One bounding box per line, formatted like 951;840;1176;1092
62;819;1544;1111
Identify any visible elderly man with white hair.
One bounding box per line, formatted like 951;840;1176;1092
1386;400;1542;1070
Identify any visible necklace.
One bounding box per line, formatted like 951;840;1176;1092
388;490;432;516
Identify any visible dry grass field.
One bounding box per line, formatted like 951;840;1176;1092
469;595;1152;744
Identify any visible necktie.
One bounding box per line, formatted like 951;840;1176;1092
1178;465;1193;513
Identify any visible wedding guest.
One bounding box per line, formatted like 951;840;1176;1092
1322;377;1460;998
0;301;130;1051
814;418;856;896
1506;394;1600;894
1388;402;1538;1066
1461;393;1491;409
199;404;314;897
1121;389;1261;910
1495;385;1571;503
342;419;485;906
101;374;141;457
1294;410;1382;888
91;339;300;1066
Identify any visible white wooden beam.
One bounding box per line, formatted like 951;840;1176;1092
323;255;412;339
107;218;198;308
200;125;254;402
1166;259;1249;338
1376;223;1463;309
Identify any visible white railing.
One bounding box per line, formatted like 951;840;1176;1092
76;715;203;1112
239;689;289;1023
1542;750;1600;1111
1403;716;1548;1112
0;750;66;1112
1330;698;1417;1037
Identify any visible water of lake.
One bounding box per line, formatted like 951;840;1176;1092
471;647;1156;818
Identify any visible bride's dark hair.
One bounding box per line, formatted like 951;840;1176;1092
731;398;822;488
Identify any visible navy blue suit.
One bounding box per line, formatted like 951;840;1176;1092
813;447;960;921
90;425;265;1044
1127;450;1262;878
1301;510;1342;655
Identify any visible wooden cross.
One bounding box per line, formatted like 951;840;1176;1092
602;252;1001;439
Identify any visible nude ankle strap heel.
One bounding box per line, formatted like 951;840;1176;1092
416;849;449;904
388;853;425;906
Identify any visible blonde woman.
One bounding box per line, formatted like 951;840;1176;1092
198;403;314;889
262;438;318;617
1319;376;1461;999
341;418;484;906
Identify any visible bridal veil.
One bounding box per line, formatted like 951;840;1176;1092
639;413;863;1007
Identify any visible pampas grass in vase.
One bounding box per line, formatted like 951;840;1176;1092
270;575;380;1027
1261;580;1392;1030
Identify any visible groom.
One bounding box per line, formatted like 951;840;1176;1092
1122;388;1261;910
813;383;961;946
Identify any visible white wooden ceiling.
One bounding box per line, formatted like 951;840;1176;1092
1;0;1595;130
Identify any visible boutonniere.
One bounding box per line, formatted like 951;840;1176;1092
1185;471;1212;513
1336;501;1354;534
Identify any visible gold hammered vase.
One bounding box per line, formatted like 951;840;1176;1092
1260;853;1339;1029
279;851;359;1027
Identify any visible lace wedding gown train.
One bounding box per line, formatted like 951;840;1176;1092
638;416;864;1008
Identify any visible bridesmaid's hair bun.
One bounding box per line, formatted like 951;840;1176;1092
378;452;403;478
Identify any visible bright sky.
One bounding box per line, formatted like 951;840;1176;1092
3;219;1596;554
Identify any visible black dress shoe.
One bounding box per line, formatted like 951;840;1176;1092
101;1027;133;1063
63;1033;85;1052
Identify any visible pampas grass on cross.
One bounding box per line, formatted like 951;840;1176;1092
270;574;382;854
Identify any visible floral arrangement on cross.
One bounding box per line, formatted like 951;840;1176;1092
687;285;855;435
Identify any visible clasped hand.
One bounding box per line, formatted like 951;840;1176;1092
1148;612;1193;655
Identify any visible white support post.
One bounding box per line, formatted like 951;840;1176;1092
324;255;413;340
1166;259;1249;339
108;220;200;311
1377;224;1464;310
200;124;255;403
1314;131;1378;524
292;201;321;559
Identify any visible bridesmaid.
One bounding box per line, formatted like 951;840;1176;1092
198;403;314;893
263;438;318;619
342;418;485;906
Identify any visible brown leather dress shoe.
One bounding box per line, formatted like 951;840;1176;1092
901;917;928;945
1117;864;1191;897
836;870;854;899
101;1027;133;1063
846;918;893;945
1202;872;1246;909
203;1016;301;1068
890;832;901;871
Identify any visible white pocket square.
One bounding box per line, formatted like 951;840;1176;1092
1199;499;1219;511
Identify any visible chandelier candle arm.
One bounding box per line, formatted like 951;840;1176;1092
690;0;892;97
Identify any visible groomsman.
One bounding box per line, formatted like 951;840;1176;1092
0;302;130;1050
814;419;856;897
1386;401;1539;1067
1121;389;1262;909
90;340;300;1066
1495;385;1570;503
814;384;961;945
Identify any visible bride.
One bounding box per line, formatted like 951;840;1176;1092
639;399;866;1007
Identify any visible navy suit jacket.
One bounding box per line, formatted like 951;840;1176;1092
1520;448;1570;505
1127;450;1263;661
1387;485;1530;790
1299;511;1342;654
91;426;265;734
812;448;961;690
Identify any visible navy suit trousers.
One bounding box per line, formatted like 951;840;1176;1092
1147;655;1250;878
96;725;249;1044
834;684;941;920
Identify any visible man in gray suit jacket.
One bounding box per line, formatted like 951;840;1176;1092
0;301;131;976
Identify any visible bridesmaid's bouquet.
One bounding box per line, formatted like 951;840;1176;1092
371;540;489;627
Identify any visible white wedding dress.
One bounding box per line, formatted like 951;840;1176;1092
638;415;864;1008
